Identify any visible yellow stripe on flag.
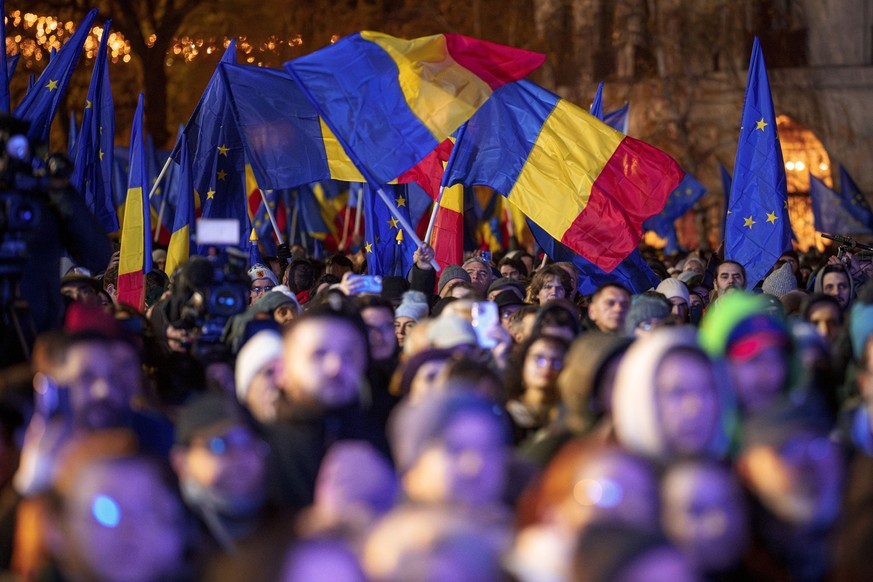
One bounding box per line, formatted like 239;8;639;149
509;99;623;239
119;186;145;276
361;31;492;140
166;224;189;275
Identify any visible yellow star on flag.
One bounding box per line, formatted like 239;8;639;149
98;149;104;160
743;216;756;229
85;99;92;109
46;79;58;91
217;169;227;181
365;242;373;253
388;217;399;229
755;118;767;131
395;196;406;207
206;190;216;200
766;211;778;224
217;145;229;156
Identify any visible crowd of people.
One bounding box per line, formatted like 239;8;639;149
1;222;873;582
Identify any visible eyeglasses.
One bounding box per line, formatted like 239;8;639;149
531;354;563;370
251;285;273;294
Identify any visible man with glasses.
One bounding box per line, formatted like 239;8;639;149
247;263;279;306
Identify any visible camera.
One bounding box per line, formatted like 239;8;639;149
177;249;249;353
0;118;49;281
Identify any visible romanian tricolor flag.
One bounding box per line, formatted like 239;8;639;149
284;32;545;186
220;62;470;197
117;94;152;310
445;80;683;272
166;131;194;275
430;182;466;270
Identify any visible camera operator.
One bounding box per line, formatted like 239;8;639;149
0;118;112;368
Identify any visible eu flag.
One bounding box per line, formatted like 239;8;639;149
362;184;416;277
724;38;792;288
839;166;873;230
72;20;117;233
604;102;629;134
643;172;707;237
809;174;873;235
14;9;97;143
178;41;248;249
528;218;659;295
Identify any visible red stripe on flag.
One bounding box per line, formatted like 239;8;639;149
432;206;464;272
117;270;145;310
444;34;546;90
561;137;681;272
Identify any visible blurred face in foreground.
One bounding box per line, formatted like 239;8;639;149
655;349;719;457
51;458;188;582
280;318;366;408
662;463;748;573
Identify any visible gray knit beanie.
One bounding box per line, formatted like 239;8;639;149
761;262;797;298
395;290;430;321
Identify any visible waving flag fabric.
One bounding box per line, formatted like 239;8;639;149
643;172;707;238
72;20;117;233
166;131;195;275
603;103;629;134
219;62;455;201
444;80;682;272
809;174;873;235
839;166;873;229
177;41;248;249
117;94;152;310
529;218;659;294
590;82;604;119
14;9;97;143
362;184;417;277
284;31;545;185
724;37;792;288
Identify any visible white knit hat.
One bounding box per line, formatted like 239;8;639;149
235;329;283;402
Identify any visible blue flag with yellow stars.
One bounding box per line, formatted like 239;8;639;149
176;41;248;251
643;172;707;240
72;19;117;233
810;173;873;235
362;184;416;277
725;37;792;288
839;166;873;230
15;9;97;143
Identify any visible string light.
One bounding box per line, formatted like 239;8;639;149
7;9;309;68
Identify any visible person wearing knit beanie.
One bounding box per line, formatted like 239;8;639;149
623;292;672;338
394;291;430;347
437;265;471;298
235;329;284;423
761;262;798;298
656;278;691;321
248;263;279;305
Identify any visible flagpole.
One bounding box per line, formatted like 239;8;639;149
153;194;168;242
148;157;172;199
353;186;363;241
260;189;285;245
424;122;465;246
338;202;352;251
286;65;440;271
